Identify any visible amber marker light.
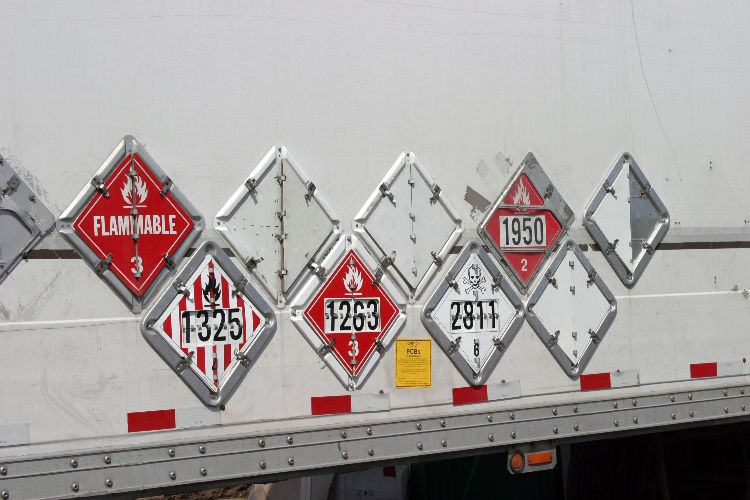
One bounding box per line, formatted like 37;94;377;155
509;451;525;472
527;450;554;466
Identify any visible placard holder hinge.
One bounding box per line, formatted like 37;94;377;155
447;336;462;356
91;176;110;198
175;351;194;373
545;271;557;288
586;269;597;287
375;340;385;354
173;280;191;298
304;182;316;202
429;183;441;204
547;330;560;348
307;261;326;280
234;349;251;367
163;253;175;270
379;183;395;203
589;329;600;344
95;254;112;275
233;277;248;296
318;339;336;356
493;337;506;352
159;177;173;196
430;250;443;266
2;175;20;197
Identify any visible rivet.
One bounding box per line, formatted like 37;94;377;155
670;395;675;402
510;413;515;420
199;445;206;454
200;467;207;476
688;393;693;400
1;491;7;500
71;483;79;492
614;419;619;427
259;460;267;469
613;402;618;409
671;413;676;420
573;406;579;413
168;448;175;457
574;424;579;431
169;471;176;480
724;407;729;413
487;415;493;422
417;442;424;450
553;427;559;434
416;422;422;430
105;479;113;488
286;436;293;444
366;428;373;435
440;420;446;427
489;434;495;442
341;431;348;439
689;411;694;417
552;408;558;416
288;458;295;466
633;417;639;424
632;399;637;407
511;431;517;439
103;455;111;465
258;439;265;447
368;448;374;456
0;465;6;475
441;440;447;447
70;458;79;468
342;451;349;459
724;390;728;397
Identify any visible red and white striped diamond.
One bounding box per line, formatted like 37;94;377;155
154;254;264;390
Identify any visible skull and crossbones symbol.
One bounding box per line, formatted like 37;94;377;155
463;263;486;297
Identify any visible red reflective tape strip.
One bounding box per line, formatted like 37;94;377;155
127;409;176;433
383;465;397;477
691;362;718;378
580;372;612;391
311;395;352;415
452;385;488;406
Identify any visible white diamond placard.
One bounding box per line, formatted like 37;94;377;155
421;241;525;385
526;238;617;379
583;152;669;288
214;146;341;306
354;152;462;300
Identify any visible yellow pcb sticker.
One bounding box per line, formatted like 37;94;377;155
395;339;432;388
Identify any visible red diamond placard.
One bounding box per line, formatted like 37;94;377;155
74;153;193;295
478;153;574;294
303;249;400;377
58;136;204;313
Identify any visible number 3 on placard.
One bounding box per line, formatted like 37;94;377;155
130;256;143;275
521;258;528;272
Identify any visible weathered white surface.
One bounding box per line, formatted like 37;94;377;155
0;0;749;459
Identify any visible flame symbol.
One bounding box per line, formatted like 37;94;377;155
203;274;221;304
511;180;531;206
343;258;363;292
121;175;148;206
